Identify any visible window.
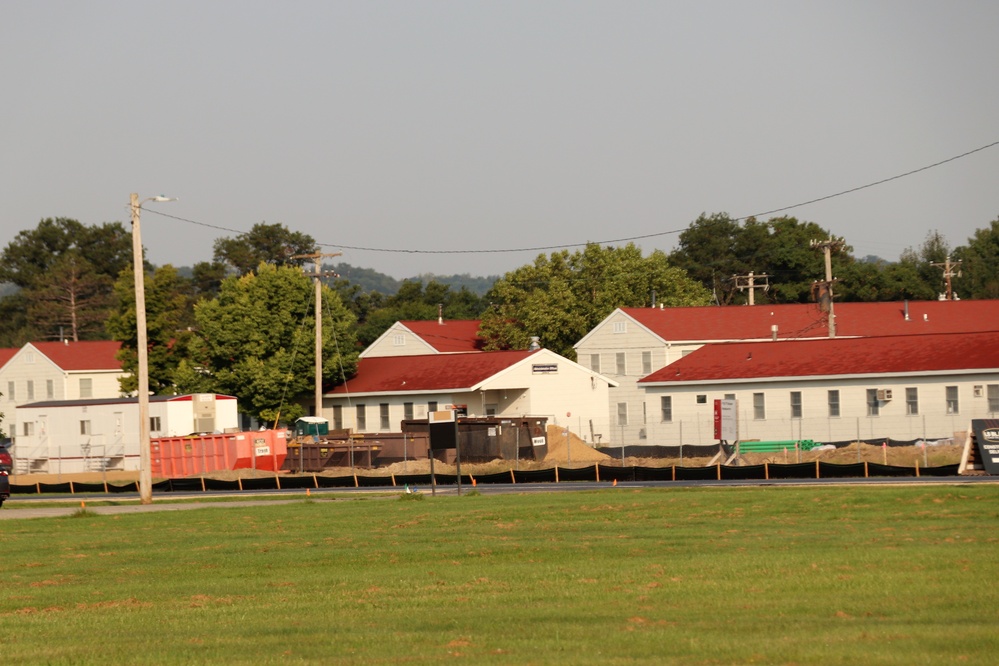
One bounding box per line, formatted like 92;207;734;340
906;387;919;415
946;386;959;414
26;380;34;401
392;334;405;346
150;416;161;432
828;390;840;418
989;385;999;414
80;420;91;436
46;379;54;400
753;393;765;420
613;321;627;334
356;405;367;431
616;353;626;375
590;354;600;373
23;422;34;437
79;378;93;399
790;391;802;419
428;401;438;413
7;381;14;402
379;403;390;430
866;389;880;416
696;395;707;405
330;405;342;430
617;402;628;426
642;351;652;375
642;402;647;424
660;396;672;423
404;402;414;421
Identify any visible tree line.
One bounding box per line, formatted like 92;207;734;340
0;213;996;424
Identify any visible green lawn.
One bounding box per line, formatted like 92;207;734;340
3;485;997;665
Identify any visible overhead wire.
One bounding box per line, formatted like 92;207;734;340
143;138;999;257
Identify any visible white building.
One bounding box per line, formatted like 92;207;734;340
324;348;617;444
638;331;999;446
12;394;238;475
0;340;126;442
576;300;999;444
360;319;484;358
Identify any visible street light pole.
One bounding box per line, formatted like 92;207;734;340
130;193;175;504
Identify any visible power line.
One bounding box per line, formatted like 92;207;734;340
143;138;999;256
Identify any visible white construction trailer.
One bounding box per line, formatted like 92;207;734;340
11;394;238;475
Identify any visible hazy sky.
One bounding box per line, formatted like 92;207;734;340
2;1;997;280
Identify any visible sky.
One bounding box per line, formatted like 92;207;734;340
2;1;997;280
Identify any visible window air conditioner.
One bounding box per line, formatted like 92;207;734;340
876;389;892;401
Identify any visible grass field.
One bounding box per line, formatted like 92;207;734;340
3;485;998;664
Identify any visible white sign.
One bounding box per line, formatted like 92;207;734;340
255;445;271;456
532;437;546;447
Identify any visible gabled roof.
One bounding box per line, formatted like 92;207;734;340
27;340;123;372
329;350;536;396
639;331;999;385
580;300;999;347
397;320;484;353
0;348;17;370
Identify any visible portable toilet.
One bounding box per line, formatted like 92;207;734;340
295;416;329;438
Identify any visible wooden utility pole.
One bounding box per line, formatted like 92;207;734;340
930;255;962;300
291;252;342;418
732;271;769;306
810;237;844;338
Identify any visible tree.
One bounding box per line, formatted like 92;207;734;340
28;251;113;341
184;264;358;424
213;223;318;276
0;218;133;344
955;219;999;299
480;243;712;358
107;265;197;395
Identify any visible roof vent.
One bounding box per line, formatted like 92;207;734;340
528;336;541;351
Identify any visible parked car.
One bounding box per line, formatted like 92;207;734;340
0;441;11;473
0;471;8;507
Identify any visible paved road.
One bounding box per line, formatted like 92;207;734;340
2;475;996;520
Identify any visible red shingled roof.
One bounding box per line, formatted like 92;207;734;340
329;350;535;395
398;320;484;352
30;340;123;371
640;331;999;384
0;348;17;369
620;300;999;343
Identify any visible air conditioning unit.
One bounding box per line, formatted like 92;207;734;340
876;389;893;401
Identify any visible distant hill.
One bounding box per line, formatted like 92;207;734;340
329;263;498;296
168;263;498;297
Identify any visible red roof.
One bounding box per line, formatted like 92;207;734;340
619;300;999;343
640;331;999;384
329;350;535;395
399;320;484;353
0;348;17;369
30;340;123;372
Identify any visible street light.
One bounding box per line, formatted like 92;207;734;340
130;193;176;504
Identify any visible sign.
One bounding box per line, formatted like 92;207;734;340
713;399;738;442
971;419;999;474
532;363;558;374
532;437;546;447
255;445;271;456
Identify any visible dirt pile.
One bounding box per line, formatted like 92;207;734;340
544;425;610;463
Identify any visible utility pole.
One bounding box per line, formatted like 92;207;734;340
810;237;844;338
291;252;342;419
732;271;769;306
930;255;962;301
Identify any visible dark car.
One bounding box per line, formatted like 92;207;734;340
0;441;11;473
0;442;11;507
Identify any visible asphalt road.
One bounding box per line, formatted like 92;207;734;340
2;474;997;520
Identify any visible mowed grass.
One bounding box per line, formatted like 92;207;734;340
3;485;998;665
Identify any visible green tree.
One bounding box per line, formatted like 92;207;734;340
0;218;133;344
185;264;358;424
955;219;999;299
480;243;711;358
107;265;197;395
213;223;318;276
